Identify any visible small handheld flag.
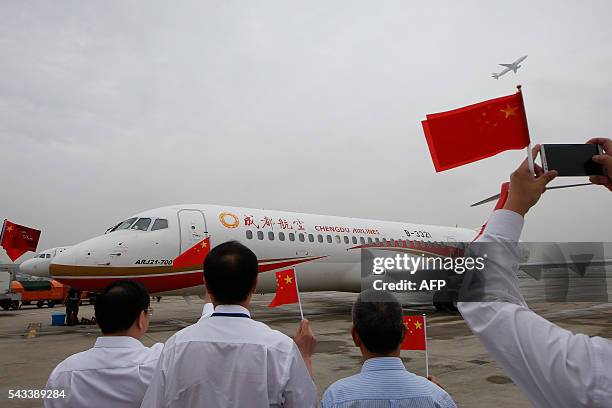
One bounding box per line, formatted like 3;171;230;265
1;220;41;261
269;268;304;319
401;314;429;377
422;90;530;172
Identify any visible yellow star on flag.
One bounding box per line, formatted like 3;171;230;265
200;241;208;248
500;104;518;119
285;275;293;284
414;321;422;330
6;225;13;232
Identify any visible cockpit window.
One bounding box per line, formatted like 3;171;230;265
151;219;169;231
108;217;137;232
131;218;152;231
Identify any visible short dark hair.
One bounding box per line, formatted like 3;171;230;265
204;241;258;304
95;280;150;334
352;289;405;354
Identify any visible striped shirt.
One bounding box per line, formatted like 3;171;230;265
320;357;456;408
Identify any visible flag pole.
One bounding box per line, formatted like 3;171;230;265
423;313;429;378
293;268;305;320
0;219;6;245
517;85;535;175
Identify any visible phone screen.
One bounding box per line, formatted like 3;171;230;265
542;144;604;176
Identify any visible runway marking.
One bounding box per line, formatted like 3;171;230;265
25;323;41;339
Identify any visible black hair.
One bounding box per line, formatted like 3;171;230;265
95;280;150;334
204;240;258;304
352;289;406;355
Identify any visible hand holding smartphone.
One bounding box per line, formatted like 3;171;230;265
539;144;606;176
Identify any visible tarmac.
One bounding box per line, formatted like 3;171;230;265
1;292;611;407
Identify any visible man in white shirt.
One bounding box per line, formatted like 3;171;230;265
458;143;612;408
45;280;164;408
141;240;318;408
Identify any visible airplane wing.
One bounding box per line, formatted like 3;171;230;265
520;258;612;280
499;63;514;68
470;183;593;207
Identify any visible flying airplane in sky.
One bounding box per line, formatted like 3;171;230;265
491;55;527;79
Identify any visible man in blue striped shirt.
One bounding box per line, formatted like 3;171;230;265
321;290;457;408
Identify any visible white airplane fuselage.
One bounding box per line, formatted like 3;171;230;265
49;204;477;296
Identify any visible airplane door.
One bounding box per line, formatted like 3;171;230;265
178;209;208;253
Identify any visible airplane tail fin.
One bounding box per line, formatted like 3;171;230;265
491;73;500;79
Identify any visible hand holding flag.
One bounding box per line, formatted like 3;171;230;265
401;314;429;377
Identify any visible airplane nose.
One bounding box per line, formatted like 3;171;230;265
50;250;77;278
19;259;50;278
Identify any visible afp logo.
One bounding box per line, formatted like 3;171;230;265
219;212;239;229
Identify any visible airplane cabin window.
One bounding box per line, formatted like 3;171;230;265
334;235;341;243
109;217;137;232
375;238;380;243
317;234;323;243
289;233;295;241
279;232;285;241
326;235;332;243
360;237;366;245
367;237;373;244
268;231;274;241
343;236;349;244
308;234;314;242
257;231;264;240
132;218;152;231
352;236;357;244
299;233;305;242
246;230;253;239
151;219;169;231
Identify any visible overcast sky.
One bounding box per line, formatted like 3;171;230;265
1;1;611;262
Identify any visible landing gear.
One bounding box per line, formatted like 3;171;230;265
433;290;458;313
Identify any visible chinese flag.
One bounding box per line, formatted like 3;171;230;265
400;315;426;351
422;91;530;172
269;268;299;307
1;220;41;261
173;237;210;270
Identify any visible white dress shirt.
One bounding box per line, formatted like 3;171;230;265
141;304;317;408
45;336;163;408
198;302;215;322
458;210;612;408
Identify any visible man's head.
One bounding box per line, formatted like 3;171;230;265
95;280;151;338
352;289;405;357
203;240;258;305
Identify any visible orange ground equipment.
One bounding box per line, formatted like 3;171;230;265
10;280;69;308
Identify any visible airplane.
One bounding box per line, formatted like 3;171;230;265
27;203;611;312
491;55;527;79
19;247;71;277
24;204;476;311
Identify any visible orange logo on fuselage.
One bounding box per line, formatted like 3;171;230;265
219;212;239;229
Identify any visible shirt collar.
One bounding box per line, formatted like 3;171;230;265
213;304;251;317
361;357;406;372
94;336;145;349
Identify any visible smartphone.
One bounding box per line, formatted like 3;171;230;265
540;144;605;176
